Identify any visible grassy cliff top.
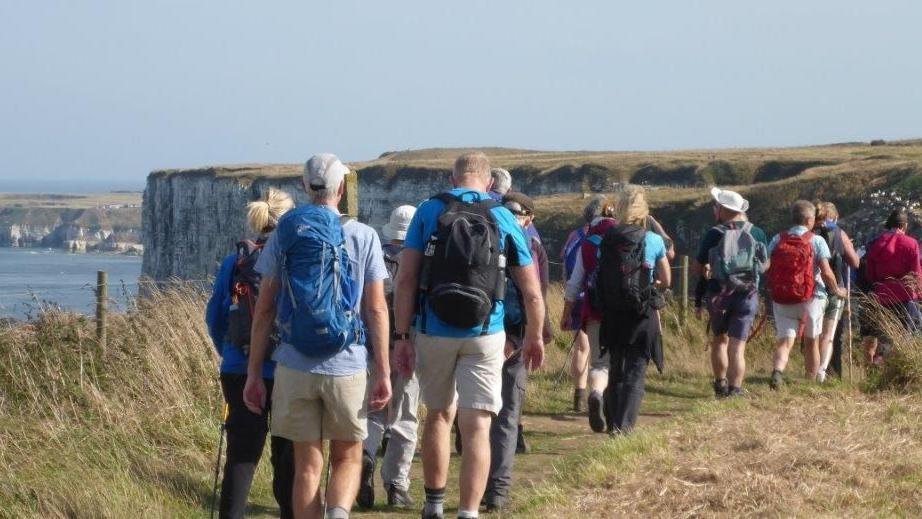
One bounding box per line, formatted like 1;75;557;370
0;192;142;209
146;140;922;180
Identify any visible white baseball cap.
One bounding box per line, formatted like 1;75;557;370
710;187;749;213
382;205;417;241
305;153;350;190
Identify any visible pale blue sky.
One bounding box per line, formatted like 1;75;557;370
1;1;920;192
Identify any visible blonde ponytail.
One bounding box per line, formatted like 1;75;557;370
616;185;649;226
247;188;295;234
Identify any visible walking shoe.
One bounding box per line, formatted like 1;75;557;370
516;424;528;454
770;369;784;391
387;484;414;508
482;495;506;513
421;511;443;519
573;387;586;413
816;369;827;384
357;452;375;509
713;378;729;398
728;386;747;397
587;390;606;433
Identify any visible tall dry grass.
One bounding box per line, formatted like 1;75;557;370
0;285;221;518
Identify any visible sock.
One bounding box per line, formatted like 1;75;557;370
325;506;349;519
458;509;479;518
424;487;445;516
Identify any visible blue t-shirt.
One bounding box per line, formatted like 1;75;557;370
643;231;668;282
768;225;832;299
204;254;275;379
255;209;389;376
405;188;534;338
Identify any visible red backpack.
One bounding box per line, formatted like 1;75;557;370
581;218;618;322
768;232;815;304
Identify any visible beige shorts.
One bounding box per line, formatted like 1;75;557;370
586;321;609;372
773;298;827;340
271;364;368;442
415;332;505;415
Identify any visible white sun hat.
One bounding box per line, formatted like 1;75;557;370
382;205;417;241
710;187;749;213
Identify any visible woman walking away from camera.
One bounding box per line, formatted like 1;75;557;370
599;186;670;435
813;202;859;382
561;197;619;433
860;209;922;365
561;196;606;413
205;188;295;519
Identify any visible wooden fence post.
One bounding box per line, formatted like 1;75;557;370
679;255;689;325
96;270;107;349
343;170;359;218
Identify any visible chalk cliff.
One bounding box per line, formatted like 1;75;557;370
142;144;922;281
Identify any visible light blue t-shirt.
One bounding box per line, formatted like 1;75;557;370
255;210;389;376
404;188;533;338
768;225;832;299
643;231;668;282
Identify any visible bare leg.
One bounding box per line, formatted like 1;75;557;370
710;333;729;380
326;440;363;512
818;317;839;372
726;337;747;388
773;337;796;372
803;336;821;378
570;331;590;390
292;441;324;519
422;407;455;491
457;407;492;511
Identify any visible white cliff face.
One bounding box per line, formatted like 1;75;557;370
141;163;611;281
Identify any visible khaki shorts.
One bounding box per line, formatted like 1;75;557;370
586;321;609;372
415;332;505;415
773;298;827;340
272;364;368;442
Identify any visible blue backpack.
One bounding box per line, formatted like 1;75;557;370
563;227;587;281
275;205;363;358
503;276;524;328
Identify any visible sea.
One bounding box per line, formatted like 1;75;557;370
0;247;142;319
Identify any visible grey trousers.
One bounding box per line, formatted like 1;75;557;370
485;349;526;501
363;370;420;491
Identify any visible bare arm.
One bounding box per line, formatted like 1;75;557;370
819;259;845;297
648;216;676;261
510;263;546;371
363;280;392;410
394;248;422;334
840;231;860;269
655;256;671;289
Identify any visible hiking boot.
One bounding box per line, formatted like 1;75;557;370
713;378;730;398
770;369;784;391
421;511;443;519
482;495;506;513
728;386;747;397
587;390;606;433
387;484;414;508
357;453;375;509
573;388;586;413
516;424;528;454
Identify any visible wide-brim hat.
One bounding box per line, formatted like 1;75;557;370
382;205;417;241
710;187;749;213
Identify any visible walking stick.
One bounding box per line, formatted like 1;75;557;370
846;267;853;384
210;403;229;519
321;406;333;518
554;331;579;385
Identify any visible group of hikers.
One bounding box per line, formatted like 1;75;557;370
204;151;922;518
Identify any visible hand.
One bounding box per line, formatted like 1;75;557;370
695;306;704;320
368;372;392;411
559;312;571;331
504;340;515;360
243;375;266;414
523;335;545;372
394;338;416;379
836;287;848;299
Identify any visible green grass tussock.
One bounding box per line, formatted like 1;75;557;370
0;287;221;518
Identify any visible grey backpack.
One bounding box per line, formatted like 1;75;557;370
708;222;766;294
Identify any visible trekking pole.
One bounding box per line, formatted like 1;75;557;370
553;332;579;386
846;267;854;384
321;406;332;518
210;403;229;519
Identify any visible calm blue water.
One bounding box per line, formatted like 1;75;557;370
0;247;142;319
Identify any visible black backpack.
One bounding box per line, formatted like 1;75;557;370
227;239;265;353
595;224;662;315
816;226;843;285
420;192;506;333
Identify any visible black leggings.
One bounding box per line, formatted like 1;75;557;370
219;374;294;519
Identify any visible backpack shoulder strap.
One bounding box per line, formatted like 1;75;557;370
741;222;753;233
